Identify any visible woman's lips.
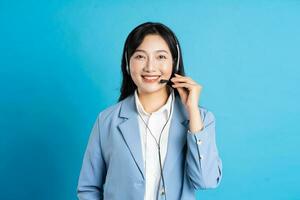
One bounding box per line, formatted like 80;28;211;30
141;75;161;83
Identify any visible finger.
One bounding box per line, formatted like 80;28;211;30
173;74;195;82
174;73;193;80
176;86;187;99
172;83;195;90
171;77;197;85
176;88;187;100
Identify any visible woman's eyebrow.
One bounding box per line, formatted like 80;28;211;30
135;49;169;54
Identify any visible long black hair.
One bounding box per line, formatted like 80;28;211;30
118;22;186;102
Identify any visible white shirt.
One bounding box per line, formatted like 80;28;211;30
134;87;175;200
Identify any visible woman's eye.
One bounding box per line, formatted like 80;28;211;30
158;55;167;59
135;55;145;59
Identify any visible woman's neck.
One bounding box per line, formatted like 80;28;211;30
137;86;170;113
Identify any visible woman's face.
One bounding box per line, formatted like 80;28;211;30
129;34;173;95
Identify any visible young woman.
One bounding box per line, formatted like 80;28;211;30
77;22;222;200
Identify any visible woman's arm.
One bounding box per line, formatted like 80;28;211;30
185;110;222;190
77;114;107;200
171;73;222;189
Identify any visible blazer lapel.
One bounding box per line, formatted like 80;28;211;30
163;96;189;177
117;94;189;180
118;95;145;180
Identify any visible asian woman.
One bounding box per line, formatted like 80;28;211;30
77;22;222;200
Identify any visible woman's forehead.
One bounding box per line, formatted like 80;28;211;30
135;35;171;53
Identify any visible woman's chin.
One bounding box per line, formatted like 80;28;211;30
138;85;165;94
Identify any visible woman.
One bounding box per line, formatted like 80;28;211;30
77;22;222;200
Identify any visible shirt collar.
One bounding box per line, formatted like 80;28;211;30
134;87;174;117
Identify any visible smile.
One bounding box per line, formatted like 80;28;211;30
141;75;161;83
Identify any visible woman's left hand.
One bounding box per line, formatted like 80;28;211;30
171;73;203;112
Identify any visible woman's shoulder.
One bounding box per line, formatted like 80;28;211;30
95;95;132;122
198;105;216;124
96;102;121;122
174;94;214;118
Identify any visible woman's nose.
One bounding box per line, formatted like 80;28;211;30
144;57;156;72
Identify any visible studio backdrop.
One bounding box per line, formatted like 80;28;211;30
0;1;299;199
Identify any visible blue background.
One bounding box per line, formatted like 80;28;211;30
1;1;299;199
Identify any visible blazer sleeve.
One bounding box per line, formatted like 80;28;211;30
185;110;223;190
77;114;107;200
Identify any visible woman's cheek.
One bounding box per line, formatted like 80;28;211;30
160;63;173;75
130;69;142;85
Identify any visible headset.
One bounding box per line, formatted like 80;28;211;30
125;36;181;200
124;39;181;84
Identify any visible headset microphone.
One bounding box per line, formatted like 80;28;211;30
159;79;170;84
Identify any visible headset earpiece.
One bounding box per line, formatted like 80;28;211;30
125;50;129;74
175;44;180;73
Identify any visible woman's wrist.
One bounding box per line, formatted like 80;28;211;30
188;106;204;133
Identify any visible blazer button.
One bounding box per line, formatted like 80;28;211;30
197;139;203;145
160;187;165;195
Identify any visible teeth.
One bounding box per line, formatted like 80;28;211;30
143;76;159;80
